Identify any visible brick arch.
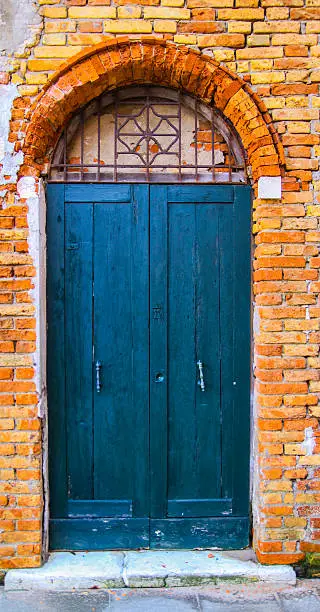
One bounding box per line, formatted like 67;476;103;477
23;38;284;182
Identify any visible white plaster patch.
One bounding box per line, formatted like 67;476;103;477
26;180;47;418
258;176;282;200
302;426;316;456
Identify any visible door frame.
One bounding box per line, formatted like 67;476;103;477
45;182;253;551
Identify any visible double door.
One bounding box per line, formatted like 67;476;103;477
47;183;251;550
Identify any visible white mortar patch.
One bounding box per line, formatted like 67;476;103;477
258;176;281;200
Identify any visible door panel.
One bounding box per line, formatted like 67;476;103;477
48;184;149;550
47;183;251;551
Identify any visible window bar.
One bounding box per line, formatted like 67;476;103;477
63;126;67;182
211;108;215;183
80;109;85;182
178;92;182;182
228;143;232;183
97;96;101;182
194;99;198;182
146;94;150;182
114;93;118;183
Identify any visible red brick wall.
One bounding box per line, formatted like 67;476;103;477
0;0;320;568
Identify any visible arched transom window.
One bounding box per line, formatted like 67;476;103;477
49;86;247;184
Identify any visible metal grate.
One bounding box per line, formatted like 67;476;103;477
48;86;247;184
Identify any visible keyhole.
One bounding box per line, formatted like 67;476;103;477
155;372;165;383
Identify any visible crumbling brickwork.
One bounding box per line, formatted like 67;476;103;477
0;0;320;568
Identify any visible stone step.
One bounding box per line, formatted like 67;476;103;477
5;550;296;591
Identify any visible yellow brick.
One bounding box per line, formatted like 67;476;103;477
287;122;311;134
25;73;48;85
69;7;116;19
237;60;249;72
43;33;66;45
68;34;106;46
45;21;77;33
286;70;310;82
266;8;289;19
104;20;152;33
154;20;177;33
118;6;141;19
254;21;300;34
213;50;235;62
218;8;264;20
34;46;83;58
27;59;66;71
272;34;317;46
251;59;273;71
187;0;233;6
38;0;60;3
144;7;190;19
162;0;184;5
17;85;39;97
312;97;320;107
40;7;67;18
311;71;320;82
286;96;309;108
174;35;197;44
264;97;285;109
236;47;283;59
228;22;252;34
247;34;270;46
11;74;24;85
306;21;320;34
251;71;285;84
307;206;320;216
298;455;320;466
311;45;320;57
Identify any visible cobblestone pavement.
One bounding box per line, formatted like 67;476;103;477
1;580;320;611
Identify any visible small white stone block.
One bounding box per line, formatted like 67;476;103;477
258;176;281;200
17;176;37;199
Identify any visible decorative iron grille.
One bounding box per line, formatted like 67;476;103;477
48;86;247;183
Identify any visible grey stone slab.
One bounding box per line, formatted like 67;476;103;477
108;590;199;611
279;593;320;612
201;600;280;612
0;589;111;612
123;551;296;588
5;551;125;591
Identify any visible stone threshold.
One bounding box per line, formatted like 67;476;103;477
5;550;297;591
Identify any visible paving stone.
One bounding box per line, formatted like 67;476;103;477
278;592;320;612
4;551;124;591
123;550;296;588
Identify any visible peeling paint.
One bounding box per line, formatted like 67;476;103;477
0;83;23;186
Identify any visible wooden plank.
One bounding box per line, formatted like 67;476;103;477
232;186;251;516
167;498;232;518
50;518;149;550
68;500;132;518
65;202;94;501
65;184;131;202
195;203;221;500
47;184;67;518
167;203;196;504
150;518;249;549
167;185;233;203
93;186;149;518
219;202;234;502
129;185;150;518
149;185;168;519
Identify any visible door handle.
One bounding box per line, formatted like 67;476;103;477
96;361;102;393
197;360;205;392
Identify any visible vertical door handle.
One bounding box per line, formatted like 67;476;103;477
197;360;205;392
96;361;101;393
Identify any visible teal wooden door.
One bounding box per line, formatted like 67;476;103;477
47;183;251;550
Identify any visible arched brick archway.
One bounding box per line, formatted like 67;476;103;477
23;38;284;183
